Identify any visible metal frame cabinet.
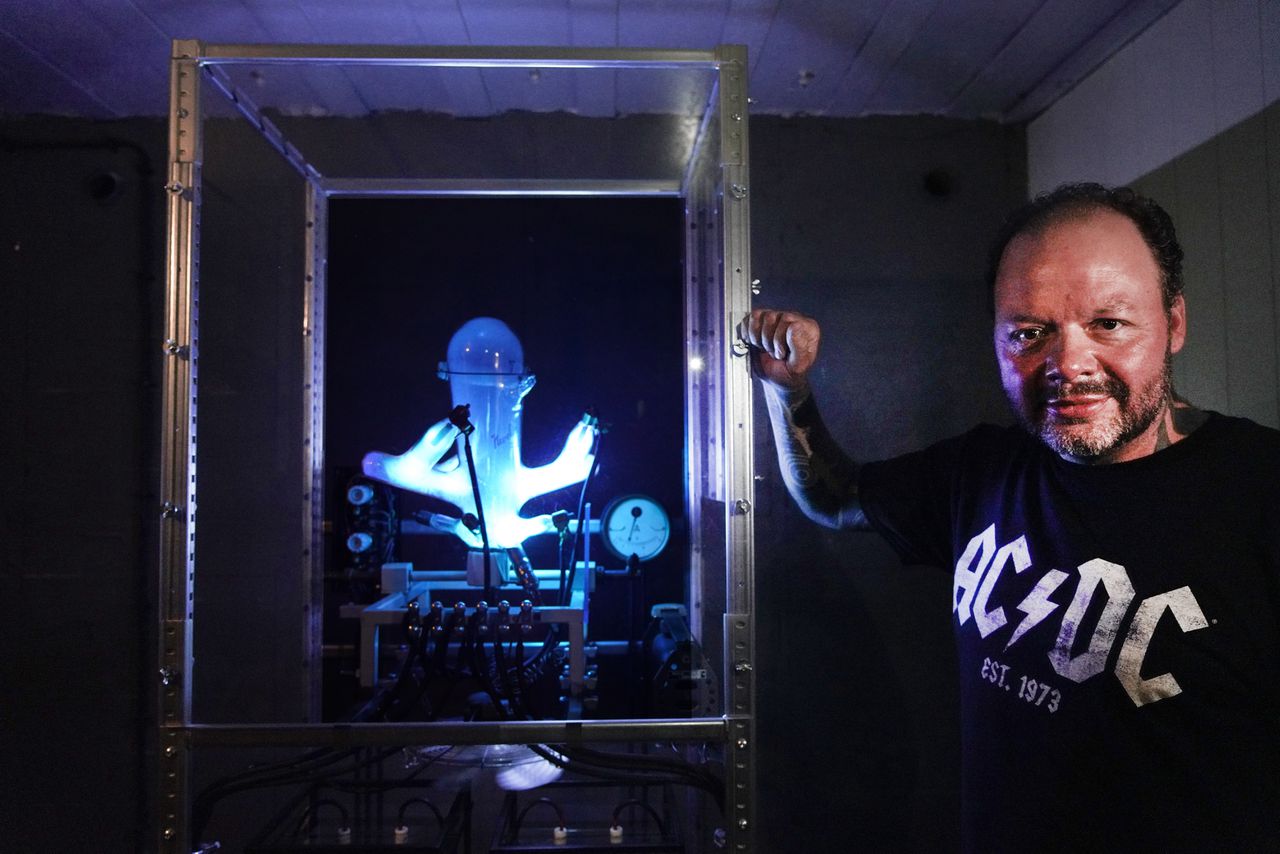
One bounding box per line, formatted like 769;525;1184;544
158;41;755;853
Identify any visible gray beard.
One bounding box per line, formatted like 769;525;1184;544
1020;353;1173;461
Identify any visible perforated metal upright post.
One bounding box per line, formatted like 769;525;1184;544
716;44;757;853
158;38;202;854
302;181;328;720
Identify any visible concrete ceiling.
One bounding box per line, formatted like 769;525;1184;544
0;0;1180;122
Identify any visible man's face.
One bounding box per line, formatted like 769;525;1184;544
992;208;1185;463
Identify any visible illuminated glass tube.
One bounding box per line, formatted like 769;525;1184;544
362;317;597;549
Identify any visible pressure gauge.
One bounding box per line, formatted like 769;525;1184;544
601;495;670;562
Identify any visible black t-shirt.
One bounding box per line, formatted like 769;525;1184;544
859;413;1280;852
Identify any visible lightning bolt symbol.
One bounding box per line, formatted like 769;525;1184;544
1006;569;1068;649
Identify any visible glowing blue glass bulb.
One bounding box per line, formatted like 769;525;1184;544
362;317;597;549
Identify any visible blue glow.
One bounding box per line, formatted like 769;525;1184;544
362;317;597;549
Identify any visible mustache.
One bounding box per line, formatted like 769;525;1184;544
1043;378;1129;404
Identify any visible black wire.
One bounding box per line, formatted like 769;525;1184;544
471;629;509;720
513;796;566;836
556;517;571;608
527;743;718;789
563;431;602;606
565;744;721;787
292;798;349;839
192;747;403;840
460;427;495;601
524;744;724;811
515;635;529;714
397;796;445;829
612;798;667;835
492;634;522;716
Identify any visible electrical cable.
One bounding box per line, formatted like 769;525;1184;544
526;743;717;789
394;793;445;839
471;627;510;720
450;404;495;601
291;798;349;840
523;744;724;811
515;634;530;715
611;798;668;836
562;430;602;607
512;796;567;840
492;628;523;717
192;748;403;840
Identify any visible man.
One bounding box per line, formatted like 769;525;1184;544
742;183;1280;851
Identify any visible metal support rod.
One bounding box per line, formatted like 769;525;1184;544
302;180;327;720
158;37;203;854
180;718;727;748
198;43;719;68
202;63;321;182
319;178;683;197
716;43;756;854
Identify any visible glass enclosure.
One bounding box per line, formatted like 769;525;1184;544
159;41;754;853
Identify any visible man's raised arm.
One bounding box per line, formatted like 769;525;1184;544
738;309;870;530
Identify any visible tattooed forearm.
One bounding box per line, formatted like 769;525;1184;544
763;385;869;530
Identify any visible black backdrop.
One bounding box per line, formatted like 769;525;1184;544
326;195;687;597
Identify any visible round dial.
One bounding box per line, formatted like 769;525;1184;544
601;495;670;562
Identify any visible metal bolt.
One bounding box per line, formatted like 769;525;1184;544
166;181;185;194
163;827;174;839
736;738;748;749
161;502;183;520
164;339;190;359
729;184;748;200
159;667;176;686
737;818;749;831
732;112;742;121
734;661;753;674
163;745;176;758
734;499;752;515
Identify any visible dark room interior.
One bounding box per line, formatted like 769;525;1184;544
2;2;1278;852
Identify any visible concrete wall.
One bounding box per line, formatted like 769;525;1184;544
750;115;1025;853
0;117;165;852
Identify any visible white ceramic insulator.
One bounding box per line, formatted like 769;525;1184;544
553;825;569;845
337;825;352;845
394;825;409;844
610;824;624;843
